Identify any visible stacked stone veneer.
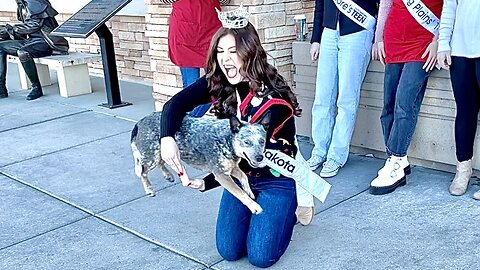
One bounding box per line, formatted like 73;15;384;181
0;11;153;83
145;0;315;110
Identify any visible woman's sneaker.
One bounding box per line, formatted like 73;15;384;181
369;156;408;195
320;159;341;178
307;155;325;171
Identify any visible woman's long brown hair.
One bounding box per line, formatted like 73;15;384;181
206;23;301;119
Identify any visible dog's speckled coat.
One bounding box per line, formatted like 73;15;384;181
131;112;270;214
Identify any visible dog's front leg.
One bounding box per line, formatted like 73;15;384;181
231;166;255;200
213;172;263;214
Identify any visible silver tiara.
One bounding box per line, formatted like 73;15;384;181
216;4;250;29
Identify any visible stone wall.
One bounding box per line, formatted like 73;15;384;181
0;12;152;83
144;0;316;111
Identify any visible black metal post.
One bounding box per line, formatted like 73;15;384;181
95;23;131;108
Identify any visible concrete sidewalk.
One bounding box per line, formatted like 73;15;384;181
1;63;479;270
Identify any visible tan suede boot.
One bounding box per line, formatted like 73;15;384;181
295;206;314;226
449;159;472;196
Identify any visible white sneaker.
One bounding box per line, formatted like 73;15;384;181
377;156;411;176
370;155;408;195
320;159;341;178
307;155;325;171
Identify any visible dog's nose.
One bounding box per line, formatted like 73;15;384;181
255;155;264;162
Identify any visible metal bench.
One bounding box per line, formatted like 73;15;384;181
8;52;102;97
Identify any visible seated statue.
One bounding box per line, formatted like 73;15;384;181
0;0;69;100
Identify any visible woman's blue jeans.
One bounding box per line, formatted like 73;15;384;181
180;67;211;117
215;176;297;268
381;62;430;156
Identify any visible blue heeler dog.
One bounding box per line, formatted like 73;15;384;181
130;112;270;214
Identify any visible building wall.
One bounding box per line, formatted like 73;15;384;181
144;0;316;111
0;10;152;83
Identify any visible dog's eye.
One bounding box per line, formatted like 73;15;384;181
259;138;265;144
244;140;252;146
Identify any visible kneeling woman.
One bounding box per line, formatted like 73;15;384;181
159;13;302;268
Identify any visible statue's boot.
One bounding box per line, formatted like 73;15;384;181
21;58;43;100
0;53;8;98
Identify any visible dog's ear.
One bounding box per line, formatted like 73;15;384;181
229;114;243;133
258;111;271;131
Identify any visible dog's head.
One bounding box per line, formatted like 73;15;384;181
230;112;270;168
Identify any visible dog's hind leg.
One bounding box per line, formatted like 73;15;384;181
140;165;155;197
213;172;263;214
158;160;175;182
231;166;255;200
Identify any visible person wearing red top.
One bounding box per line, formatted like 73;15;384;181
162;0;230;117
370;0;443;195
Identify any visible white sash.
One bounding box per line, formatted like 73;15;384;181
262;148;331;203
333;0;376;30
403;0;440;35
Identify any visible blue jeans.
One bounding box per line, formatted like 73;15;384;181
180;67;211;117
381;62;430;156
216;176;297;268
311;27;373;166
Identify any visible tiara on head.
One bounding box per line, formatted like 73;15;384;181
216;4;250;29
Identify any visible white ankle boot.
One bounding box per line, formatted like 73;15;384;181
370;155;409;195
449;159;472;196
473;190;480;200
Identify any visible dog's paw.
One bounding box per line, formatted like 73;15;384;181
249;202;263;215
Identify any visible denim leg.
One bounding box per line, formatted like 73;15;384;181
215;177;297;268
180;67;211;117
381;63;404;147
385;62;430;156
247;177;297;268
311;28;339;159
215;189;251;261
328;28;373;165
450;57;480;161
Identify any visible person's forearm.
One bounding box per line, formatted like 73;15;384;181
11;19;43;36
438;0;457;52
310;0;325;43
374;0;393;43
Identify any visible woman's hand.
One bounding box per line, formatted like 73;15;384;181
310;42;320;62
372;41;386;66
160;136;191;186
421;40;438;71
437;50;452;70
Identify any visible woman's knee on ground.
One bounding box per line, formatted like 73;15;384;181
247;250;280;268
217;243;245;262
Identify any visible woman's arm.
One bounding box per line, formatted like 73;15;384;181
374;0;393;43
438;0;457;53
310;0;325;44
160;76;211;138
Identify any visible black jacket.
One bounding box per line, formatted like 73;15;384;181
311;0;379;43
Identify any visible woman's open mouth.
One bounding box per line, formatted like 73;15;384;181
224;65;238;79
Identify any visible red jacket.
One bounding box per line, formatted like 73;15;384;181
168;0;222;68
384;0;443;63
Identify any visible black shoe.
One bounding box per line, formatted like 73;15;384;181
26;86;43;100
0;85;7;98
0;92;7;98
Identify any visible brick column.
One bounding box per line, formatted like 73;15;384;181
145;0;315;111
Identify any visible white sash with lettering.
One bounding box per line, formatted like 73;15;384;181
403;0;440;35
262;148;331;203
332;0;376;30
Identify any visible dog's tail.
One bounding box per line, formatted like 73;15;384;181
130;123;139;142
131;142;144;177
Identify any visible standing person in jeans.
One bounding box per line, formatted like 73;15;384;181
161;0;230;117
298;0;378;226
437;0;480;200
369;0;443;195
